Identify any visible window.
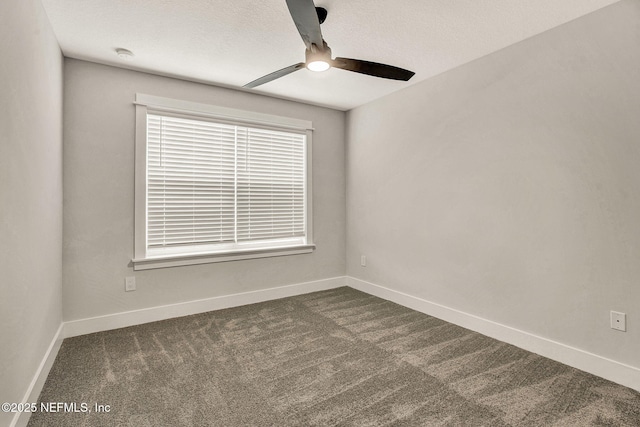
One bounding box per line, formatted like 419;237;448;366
133;94;314;270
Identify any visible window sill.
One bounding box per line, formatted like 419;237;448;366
131;244;316;271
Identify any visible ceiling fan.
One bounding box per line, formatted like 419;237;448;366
244;0;415;88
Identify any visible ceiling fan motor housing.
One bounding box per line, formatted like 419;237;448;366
306;43;332;65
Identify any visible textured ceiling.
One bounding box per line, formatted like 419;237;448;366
40;0;620;110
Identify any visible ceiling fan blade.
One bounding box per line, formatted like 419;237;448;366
333;57;415;81
286;0;324;49
244;63;306;88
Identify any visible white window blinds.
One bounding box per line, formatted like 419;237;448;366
236;127;305;242
146;113;306;254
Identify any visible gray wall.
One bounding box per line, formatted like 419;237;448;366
63;60;346;321
0;0;64;422
346;0;640;368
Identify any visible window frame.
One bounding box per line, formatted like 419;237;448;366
132;94;314;271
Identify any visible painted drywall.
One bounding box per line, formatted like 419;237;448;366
0;0;64;423
346;0;640;369
62;60;345;321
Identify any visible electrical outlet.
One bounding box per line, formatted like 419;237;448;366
610;311;626;332
360;255;366;267
125;276;136;292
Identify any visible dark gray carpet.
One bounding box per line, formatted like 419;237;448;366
29;287;640;426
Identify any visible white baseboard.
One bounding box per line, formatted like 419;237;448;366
11;323;64;427
346;276;640;392
64;276;346;338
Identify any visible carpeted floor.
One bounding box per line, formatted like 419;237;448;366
29;287;640;426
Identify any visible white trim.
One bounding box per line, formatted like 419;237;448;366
133;103;147;262
133;96;315;269
135;94;313;131
305;128;314;246
132;244;316;271
346;276;640;392
11;324;64;427
63;277;346;338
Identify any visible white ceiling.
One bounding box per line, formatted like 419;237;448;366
40;0;619;111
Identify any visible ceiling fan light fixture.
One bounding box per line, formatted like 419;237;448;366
305;45;332;72
307;60;330;72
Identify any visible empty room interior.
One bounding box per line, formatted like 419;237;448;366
2;0;640;425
